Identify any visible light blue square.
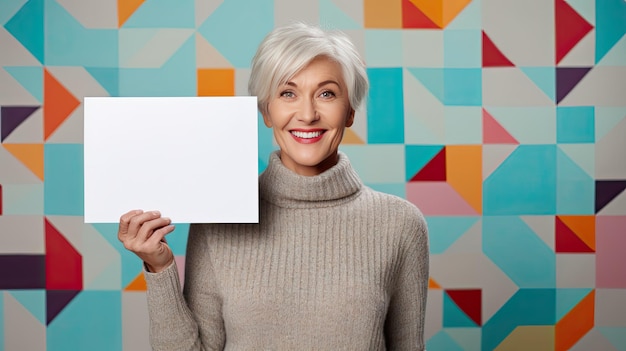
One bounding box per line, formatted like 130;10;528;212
557;106;595;143
444;106;482;144
444;30;481;67
367;68;405;143
365;30;403;67
44;144;83;216
444;68;482;106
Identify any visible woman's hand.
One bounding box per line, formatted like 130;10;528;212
118;210;176;273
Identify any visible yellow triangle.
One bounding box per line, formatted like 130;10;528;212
125;271;147;291
3;143;44;181
118;0;145;27
341;128;365;144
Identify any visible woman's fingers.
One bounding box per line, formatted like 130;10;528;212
118;209;143;241
137;217;172;242
147;224;176;246
127;211;161;238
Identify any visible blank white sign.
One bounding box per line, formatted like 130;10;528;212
83;96;259;223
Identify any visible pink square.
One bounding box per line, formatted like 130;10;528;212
596;216;626;288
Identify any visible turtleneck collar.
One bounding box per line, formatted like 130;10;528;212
259;151;363;208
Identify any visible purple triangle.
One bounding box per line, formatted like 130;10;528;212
1;106;40;142
596;180;626;213
556;67;592;103
46;290;80;325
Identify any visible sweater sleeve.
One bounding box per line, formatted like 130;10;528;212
384;205;429;350
144;224;225;351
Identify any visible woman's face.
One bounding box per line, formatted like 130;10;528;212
263;56;355;176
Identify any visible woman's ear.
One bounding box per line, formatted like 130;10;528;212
345;108;355;128
262;110;273;128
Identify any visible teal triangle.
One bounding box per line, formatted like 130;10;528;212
118;28;159;66
427;216;479;254
595;0;626;63
556;288;592;321
405;145;444;181
4;66;43;102
445;328;481;350
86;68;119;97
123;0;195;28
520;67;555;101
597;327;626;351
4;0;44;63
443;292;478;327
565;0;595;25
0;0;27;25
426;330;464;351
558;144;594;178
406;68;444;103
85;260;121;290
8;290;46;325
320;0;361;30
597;35;626;66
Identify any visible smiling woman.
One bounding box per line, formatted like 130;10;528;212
117;22;430;350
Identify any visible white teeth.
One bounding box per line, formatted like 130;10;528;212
291;131;322;139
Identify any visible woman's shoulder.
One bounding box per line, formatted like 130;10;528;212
361;187;427;232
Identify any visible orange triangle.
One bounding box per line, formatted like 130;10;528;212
558;215;595;251
44;69;80;141
118;0;145;27
125;272;147;291
409;0;443;28
446;145;482;214
429;277;442;289
402;0;441;29
442;0;472;28
3;143;44;181
482;109;519;144
341;128;365;144
556;290;594;351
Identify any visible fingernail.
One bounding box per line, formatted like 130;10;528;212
151;211;160;216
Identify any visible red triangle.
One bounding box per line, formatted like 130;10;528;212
402;0;441;29
482;109;519;144
410;147;446;181
45;218;83;290
555;0;594;64
555;216;594;253
44;69;80;140
482;31;515;67
446;289;481;326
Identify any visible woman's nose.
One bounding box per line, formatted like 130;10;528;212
297;98;319;123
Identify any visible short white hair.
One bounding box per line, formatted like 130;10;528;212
248;22;369;115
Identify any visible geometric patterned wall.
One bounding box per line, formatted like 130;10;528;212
1;0;625;350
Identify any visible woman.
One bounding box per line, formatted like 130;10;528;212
118;22;429;350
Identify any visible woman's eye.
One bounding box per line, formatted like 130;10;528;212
320;91;335;98
280;91;295;98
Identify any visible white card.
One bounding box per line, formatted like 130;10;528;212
83;96;259;223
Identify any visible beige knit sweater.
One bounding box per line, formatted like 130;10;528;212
144;151;429;350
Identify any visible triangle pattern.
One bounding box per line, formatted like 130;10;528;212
406;145;444;181
320;0;361;30
1;106;40;142
443;290;479;327
558;215;595;251
446;289;481;326
4;66;43;102
341;128;365;144
595;180;626;213
8;290;46;325
598;327;626;351
555;290;594;351
409;0;443;28
43;69;80;140
555;0;594;64
442;0;472;28
520;67;556;101
482;108;518;144
118;0;145;27
45;218;83;290
429;277;442;289
402;0;440;29
597;34;626;66
556;67;592;104
46;290;80;325
595;0;626;63
410;146;446;181
556;288;593;321
482;31;514;67
85;67;118;96
446;146;482;214
125;271;147;291
555;216;594;253
3;0;44;63
2;143;44;181
406;68;445;103
195;33;232;69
